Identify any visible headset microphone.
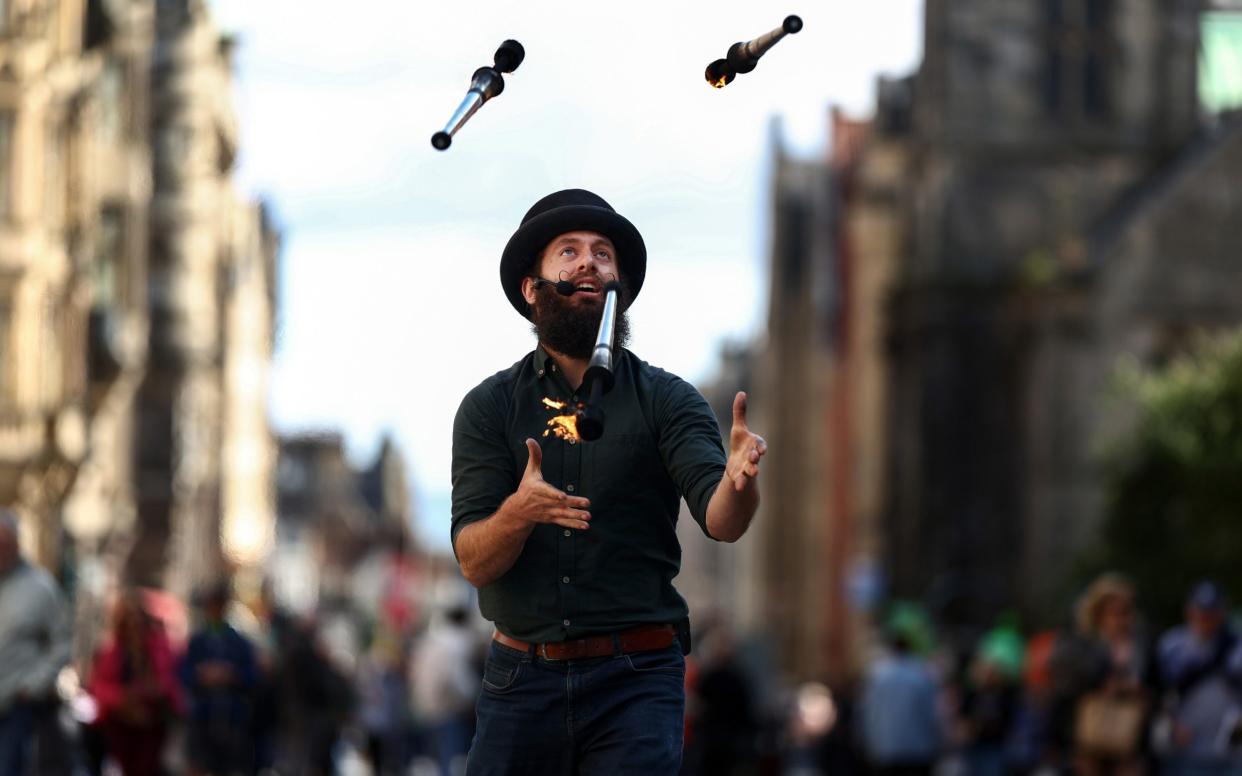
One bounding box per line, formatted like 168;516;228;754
532;277;577;296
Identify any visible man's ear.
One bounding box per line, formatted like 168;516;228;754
522;276;537;305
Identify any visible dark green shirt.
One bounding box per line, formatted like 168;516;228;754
451;346;726;643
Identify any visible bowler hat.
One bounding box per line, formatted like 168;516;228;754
499;189;646;320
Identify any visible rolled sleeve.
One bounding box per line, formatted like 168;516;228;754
451;382;518;556
654;374;726;537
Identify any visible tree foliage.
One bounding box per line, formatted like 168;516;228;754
1093;330;1242;628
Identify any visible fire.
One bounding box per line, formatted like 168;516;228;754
542;397;581;442
705;59;735;89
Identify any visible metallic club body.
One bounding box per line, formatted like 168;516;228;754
576;281;623;442
432;40;524;150
706;15;803;88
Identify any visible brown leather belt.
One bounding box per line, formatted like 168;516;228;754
493;623;676;661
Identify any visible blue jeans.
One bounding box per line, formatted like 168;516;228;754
0;701;33;775
466;640;686;775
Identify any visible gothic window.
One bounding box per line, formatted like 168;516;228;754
94;205;124;308
0;111;13;220
99;60;125;142
1044;0;1115;122
779;198;809;295
39;296;62;406
0;293;11;407
44;120;68;228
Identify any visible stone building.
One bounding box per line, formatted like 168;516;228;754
673;342;755;634
1;0;153;582
272;433;414;615
735;0;1242;680
1;0;278;613
880;0;1242;628
732;110;902;683
130;0;278;597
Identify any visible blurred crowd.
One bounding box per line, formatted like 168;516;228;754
0;573;485;776
679;575;1242;776
0;512;482;776
5;500;1242;776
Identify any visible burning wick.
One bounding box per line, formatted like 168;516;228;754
542;397;582;442
705;59;735;89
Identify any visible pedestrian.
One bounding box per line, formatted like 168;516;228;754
357;631;411;776
411;603;480;776
681;627;758;776
89;588;184;775
179;578;258;776
859;610;945;776
249;579;293;774
1155;581;1242;776
0;509;73;775
955;630;1022;776
450;188;768;774
1048;573;1155;776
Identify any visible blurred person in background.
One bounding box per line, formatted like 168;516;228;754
859;607;945;776
270;614;354;776
0;509;72;775
785;681;844;776
1010;629;1060;774
954;625;1023;776
89;589;184;775
680;625;757;776
412;602;480;776
357;631;411;776
1049;573;1154;776
249;580;294;774
179;579;258;776
262;610;350;774
1155;581;1242;776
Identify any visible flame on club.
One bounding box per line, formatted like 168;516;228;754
542;397;581;442
705;59;735;89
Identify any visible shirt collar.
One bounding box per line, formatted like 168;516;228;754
534;345;556;378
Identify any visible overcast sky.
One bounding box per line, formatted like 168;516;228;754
207;1;923;550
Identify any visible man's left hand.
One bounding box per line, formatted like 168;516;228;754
726;391;767;492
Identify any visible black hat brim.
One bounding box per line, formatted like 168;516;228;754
500;205;646;320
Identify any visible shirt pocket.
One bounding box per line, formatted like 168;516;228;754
592;432;663;498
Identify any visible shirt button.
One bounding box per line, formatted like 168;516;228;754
566;484;575;493
562;576;570;584
563;619;571;627
572;395;579;402
537;369;545;377
563;529;571;537
568;438;576;446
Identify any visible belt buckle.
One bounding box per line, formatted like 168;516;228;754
538;642;555;661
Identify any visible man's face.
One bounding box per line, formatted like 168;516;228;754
521;230;631;360
521;230;621;309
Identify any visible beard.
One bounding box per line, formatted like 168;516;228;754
530;286;631;360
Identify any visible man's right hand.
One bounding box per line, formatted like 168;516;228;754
501;439;591;531
454;438;591;587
